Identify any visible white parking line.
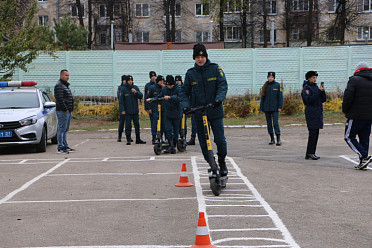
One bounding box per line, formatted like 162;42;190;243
340;155;372;170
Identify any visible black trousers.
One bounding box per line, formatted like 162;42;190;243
306;129;319;155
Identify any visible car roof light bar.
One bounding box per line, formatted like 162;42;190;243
0;81;37;87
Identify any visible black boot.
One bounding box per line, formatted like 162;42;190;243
126;136;132;145
218;156;228;177
269;134;275;145
136;134;146;144
171;139;177;154
187;136;195;145
152;135;156;144
117;132;122;142
276;134;282;146
164;140;173;153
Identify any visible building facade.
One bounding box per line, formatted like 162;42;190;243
36;0;372;49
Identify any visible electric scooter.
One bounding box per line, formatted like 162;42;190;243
186;104;228;196
149;97;170;155
177;113;187;152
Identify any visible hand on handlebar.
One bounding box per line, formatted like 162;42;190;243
212;100;222;108
183;107;191;114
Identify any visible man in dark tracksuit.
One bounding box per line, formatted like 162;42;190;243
117;75;127;142
301;71;326;160
179;43;228;176
120;75;146;145
342;62;372;170
159;75;181;154
260;72;283;145
146;75;165;139
145;71;157;144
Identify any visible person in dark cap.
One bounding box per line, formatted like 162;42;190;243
175;75;183;87
343;62;372;170
301;70;326;160
146;75;166;142
260;72;283;145
158;75;181;154
145;71;157;143
120;75;146;145
117;75;127;142
179;43;228;177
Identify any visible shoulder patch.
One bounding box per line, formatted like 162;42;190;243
305;89;310;95
218;67;224;77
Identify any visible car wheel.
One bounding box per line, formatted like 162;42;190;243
35;127;47;153
51;134;58;144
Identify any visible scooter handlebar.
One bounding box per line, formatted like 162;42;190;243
149;97;165;103
184;103;214;114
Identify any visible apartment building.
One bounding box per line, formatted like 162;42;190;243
36;0;372;49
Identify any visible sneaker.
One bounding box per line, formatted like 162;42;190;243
355;155;372;170
65;147;75;153
57;148;69;154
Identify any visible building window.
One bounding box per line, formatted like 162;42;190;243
196;3;209;16
291;28;306;40
71;3;85;17
225;26;241;41
136;4;150;17
115;30;122;42
113;4;121;17
258;1;277;14
225;0;242;13
100;33;107;45
38;0;48;2
136;31;150;42
357;27;371;40
99;4;107;17
293;0;309;11
259;29;277;43
358;0;372;11
163;30;182;42
195;31;209;42
164;2;181;17
38;15;49;26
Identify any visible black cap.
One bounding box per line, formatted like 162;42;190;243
175;75;182;82
165;75;175;85
267;72;275;78
121;75;127;81
127;75;133;81
156;75;164;83
305;71;318;80
193;43;208;60
149;71;156;78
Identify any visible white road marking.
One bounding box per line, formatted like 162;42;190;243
47;172;181;177
18;159;28;164
73;139;90;148
340;155;372;170
0;159;70;205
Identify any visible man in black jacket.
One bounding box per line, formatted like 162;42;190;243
343;62;372;170
54;69;74;154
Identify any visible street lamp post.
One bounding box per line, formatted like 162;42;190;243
365;30;369;45
129;28;133;43
110;20;115;50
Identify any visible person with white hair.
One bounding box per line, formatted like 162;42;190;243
343;62;372;170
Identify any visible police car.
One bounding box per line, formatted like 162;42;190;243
0;81;58;152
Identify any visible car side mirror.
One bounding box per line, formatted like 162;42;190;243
44;102;56;108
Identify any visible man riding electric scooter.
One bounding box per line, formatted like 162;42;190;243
179;43;228;194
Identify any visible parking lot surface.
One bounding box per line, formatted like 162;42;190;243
1;124;371;248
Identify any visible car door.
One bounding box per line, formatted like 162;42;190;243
41;91;58;139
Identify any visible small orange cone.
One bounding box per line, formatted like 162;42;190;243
190;212;217;248
175;163;193;187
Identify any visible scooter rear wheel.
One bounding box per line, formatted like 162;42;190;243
177;139;186;152
210;177;221;196
154;143;162;155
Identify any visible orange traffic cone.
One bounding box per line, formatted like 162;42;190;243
175;163;193;187
190;212;217;248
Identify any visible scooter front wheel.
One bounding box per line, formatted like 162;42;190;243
210;177;221;196
177;139;186;152
154;143;162;155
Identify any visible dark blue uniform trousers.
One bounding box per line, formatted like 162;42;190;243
344;119;372;159
118;113;126;133
153;111;166;136
195;115;227;163
165;117;180;144
125;114;140;136
149;112;157;136
265;111;280;135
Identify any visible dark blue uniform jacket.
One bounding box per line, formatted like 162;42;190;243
301;81;326;130
120;84;143;115
260;81;283;112
179;59;228;120
144;80;155;111
147;83;164;112
159;84;181;119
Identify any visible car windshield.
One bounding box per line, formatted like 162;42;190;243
0;91;40;109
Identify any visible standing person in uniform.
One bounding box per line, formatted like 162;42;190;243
301;71;326;160
159;75;181;154
175;75;183;87
146;75;166;141
343;62;372;170
179;43;228;177
260;72;283;145
120;75;146;145
117;75;127;142
54;69;75;154
145;71;157;144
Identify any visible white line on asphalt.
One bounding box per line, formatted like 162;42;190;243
228;157;300;248
339;155;372;170
18;159;28;164
212;237;288;245
73;139;90;148
47;172;182;177
27;246;190;248
206;204;263;207
150;156;155;160
102;158;109;161
210;228;280;232
6;197;197;204
0;159;71;205
208;215;270;218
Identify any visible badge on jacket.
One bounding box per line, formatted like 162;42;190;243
305;89;310;95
